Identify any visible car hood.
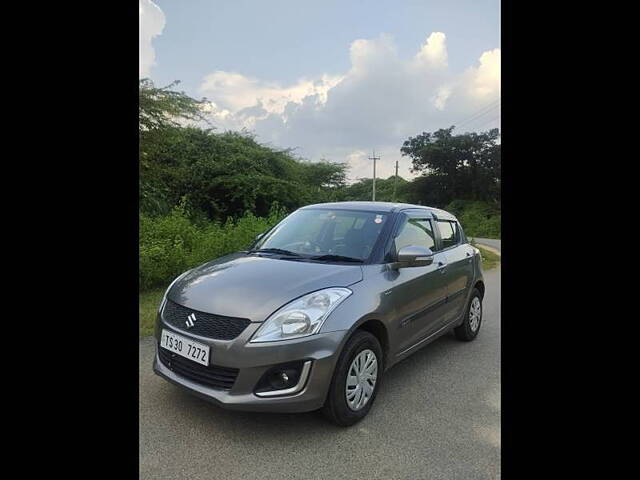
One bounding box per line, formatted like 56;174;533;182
167;253;363;322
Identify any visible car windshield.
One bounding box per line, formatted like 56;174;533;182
251;209;389;261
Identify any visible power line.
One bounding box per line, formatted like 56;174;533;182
453;99;500;129
461;101;501;130
456;98;500;124
461;111;501;131
457;102;500;130
471;114;501;131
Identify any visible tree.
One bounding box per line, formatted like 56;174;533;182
341;176;409;203
300;160;347;189
139;78;206;131
400;127;500;206
139;81;351;220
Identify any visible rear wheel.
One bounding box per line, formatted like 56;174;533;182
321;330;383;427
454;288;483;341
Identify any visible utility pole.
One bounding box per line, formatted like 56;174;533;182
392;160;399;202
369;149;380;201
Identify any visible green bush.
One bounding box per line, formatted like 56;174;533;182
446;199;501;238
140;203;287;291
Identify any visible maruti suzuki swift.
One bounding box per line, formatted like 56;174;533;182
153;202;485;426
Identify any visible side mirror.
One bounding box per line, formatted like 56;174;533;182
395;245;434;268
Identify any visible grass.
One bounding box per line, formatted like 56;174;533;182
477;244;500;270
139;287;165;338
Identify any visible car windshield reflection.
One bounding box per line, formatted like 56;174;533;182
251;209;388;262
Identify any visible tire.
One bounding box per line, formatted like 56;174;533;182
321;330;383;427
454;287;483;341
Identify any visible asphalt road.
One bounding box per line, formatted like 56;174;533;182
140;266;501;480
472;238;501;253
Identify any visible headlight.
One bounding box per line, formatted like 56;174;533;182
250;287;352;343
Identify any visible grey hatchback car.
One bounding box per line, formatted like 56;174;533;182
153;201;484;426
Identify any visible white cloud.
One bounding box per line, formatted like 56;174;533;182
198;32;500;182
432;85;452;111
200;72;343;121
414;32;448;69
139;0;165;78
467;48;501;98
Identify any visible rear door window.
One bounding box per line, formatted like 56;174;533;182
437;220;460;250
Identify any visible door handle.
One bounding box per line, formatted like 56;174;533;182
437;261;447;273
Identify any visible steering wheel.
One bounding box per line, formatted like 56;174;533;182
280;240;323;254
300;239;323;254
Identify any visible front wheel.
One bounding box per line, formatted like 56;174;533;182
321;330;383;427
454;288;483;341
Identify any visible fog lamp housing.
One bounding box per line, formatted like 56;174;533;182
254;360;312;397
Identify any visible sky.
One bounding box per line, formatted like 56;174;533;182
140;0;500;182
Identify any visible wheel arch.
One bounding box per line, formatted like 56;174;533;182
354;319;389;367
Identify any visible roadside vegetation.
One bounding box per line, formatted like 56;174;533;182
447;200;500;238
138;79;501;336
476;244;500;270
140;288;164;338
140;203;286;290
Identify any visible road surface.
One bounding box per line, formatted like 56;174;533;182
140;267;501;479
472;237;501;253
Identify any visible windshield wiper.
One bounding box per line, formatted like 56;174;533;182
309;254;363;263
249;248;302;257
249;249;362;263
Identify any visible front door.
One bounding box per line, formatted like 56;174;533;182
386;215;449;354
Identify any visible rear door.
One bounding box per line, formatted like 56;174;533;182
436;219;475;322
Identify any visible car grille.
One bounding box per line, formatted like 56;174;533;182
157;345;239;391
162;299;251;340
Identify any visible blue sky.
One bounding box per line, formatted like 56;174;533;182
140;0;500;181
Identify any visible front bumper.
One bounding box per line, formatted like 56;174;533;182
153;317;347;413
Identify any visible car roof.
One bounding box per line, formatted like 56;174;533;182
299;201;458;221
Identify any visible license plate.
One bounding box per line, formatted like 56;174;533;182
160;329;210;366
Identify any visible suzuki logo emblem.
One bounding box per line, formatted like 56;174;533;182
185;313;197;328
